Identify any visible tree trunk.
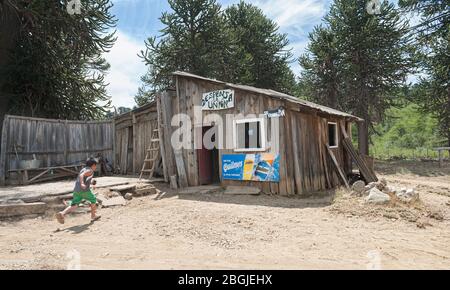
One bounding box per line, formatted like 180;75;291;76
358;121;369;156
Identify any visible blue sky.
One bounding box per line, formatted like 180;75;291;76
105;0;333;108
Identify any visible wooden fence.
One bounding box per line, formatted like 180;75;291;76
0;115;114;184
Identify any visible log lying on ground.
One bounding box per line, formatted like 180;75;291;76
224;186;261;195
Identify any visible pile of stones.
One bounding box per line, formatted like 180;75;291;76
351;178;419;205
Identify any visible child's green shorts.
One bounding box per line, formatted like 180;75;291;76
70;190;97;206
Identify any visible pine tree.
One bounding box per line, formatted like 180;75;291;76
136;0;297;105
400;0;450;146
299;26;340;108
136;0;229;104
299;0;413;154
224;1;296;94
0;0;117;120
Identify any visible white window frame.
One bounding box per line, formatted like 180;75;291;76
328;122;339;148
233;118;266;152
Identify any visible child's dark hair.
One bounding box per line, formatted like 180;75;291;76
86;158;98;167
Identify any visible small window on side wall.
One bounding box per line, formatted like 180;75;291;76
234;118;266;152
328;122;338;148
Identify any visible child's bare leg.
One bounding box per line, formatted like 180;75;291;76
61;205;78;216
90;204;101;221
56;205;77;224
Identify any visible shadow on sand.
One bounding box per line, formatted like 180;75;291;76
161;189;337;210
56;221;95;235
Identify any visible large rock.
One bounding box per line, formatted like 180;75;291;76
396;188;419;204
365;188;391;204
364;182;377;192
382;185;396;195
352;181;366;194
376;179;387;191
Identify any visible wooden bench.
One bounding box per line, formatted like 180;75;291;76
8;165;81;185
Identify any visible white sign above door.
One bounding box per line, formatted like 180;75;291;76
202;89;235;111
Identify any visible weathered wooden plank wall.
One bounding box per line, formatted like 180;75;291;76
114;103;159;175
163;76;354;194
0;115;114;184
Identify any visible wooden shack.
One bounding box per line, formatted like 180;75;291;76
157;71;370;195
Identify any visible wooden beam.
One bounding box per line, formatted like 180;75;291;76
340;123;378;183
63;120;69;164
174;150;188;188
132;112;137;174
0;115;10;185
326;144;350;189
157;94;169;182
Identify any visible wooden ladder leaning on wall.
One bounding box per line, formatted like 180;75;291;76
139;128;161;180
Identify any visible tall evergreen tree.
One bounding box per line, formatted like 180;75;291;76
299;26;340;108
299;0;413;155
136;0;297;105
224;1;296;94
0;0;117;120
137;0;229;105
400;0;450;146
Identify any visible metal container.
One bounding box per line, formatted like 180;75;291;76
19;159;42;170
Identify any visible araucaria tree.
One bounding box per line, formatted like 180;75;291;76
400;0;450;146
0;0;117;120
223;1;296;94
300;0;413;155
136;0;296;106
136;0;228;106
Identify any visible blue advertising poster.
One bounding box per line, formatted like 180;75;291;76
222;155;246;180
222;154;280;182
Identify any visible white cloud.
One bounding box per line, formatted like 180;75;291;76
225;0;328;76
253;0;326;29
288;40;310;75
264;0;327;77
104;30;146;108
102;0;329;107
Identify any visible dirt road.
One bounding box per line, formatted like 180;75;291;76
0;161;449;270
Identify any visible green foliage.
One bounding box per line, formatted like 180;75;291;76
0;0;117;120
399;0;449;39
137;0;229;104
299;0;415;154
299;25;340;108
371;104;444;159
373;104;440;148
136;0;296;105
400;0;449;146
223;1;296;94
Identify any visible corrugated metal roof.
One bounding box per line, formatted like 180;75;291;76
173;71;362;121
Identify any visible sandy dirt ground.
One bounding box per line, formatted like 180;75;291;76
0;161;449;270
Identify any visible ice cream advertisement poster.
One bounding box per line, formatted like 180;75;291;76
222;154;280;182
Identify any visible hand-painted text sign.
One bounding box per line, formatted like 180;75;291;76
264;107;285;118
202;89;234;111
222;154;280;182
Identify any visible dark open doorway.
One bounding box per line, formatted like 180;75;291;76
197;126;220;185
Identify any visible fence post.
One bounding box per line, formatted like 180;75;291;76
0;115;10;185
